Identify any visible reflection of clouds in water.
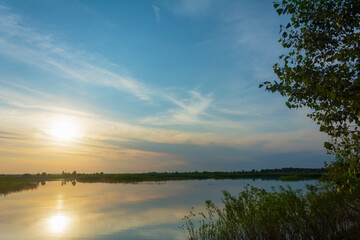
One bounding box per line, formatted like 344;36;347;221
0;180;315;239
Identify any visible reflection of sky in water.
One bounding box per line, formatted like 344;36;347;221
0;179;316;239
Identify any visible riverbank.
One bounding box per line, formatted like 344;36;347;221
0;168;324;183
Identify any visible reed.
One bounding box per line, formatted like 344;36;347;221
182;185;360;240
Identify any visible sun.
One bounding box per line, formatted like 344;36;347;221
49;116;82;141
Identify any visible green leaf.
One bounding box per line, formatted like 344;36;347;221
324;142;333;150
267;0;360;190
320;125;327;132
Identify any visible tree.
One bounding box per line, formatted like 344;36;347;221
260;0;360;192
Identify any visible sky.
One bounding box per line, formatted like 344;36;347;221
0;0;333;173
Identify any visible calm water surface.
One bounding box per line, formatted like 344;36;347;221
0;179;316;240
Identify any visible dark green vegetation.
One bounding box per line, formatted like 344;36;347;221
182;185;360;240
0;168;323;195
184;0;360;239
261;0;360;192
75;168;323;183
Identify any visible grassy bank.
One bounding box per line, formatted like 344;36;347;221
0;168;323;183
0;168;324;195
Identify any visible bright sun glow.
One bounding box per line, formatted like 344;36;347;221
49;117;82;141
48;214;69;234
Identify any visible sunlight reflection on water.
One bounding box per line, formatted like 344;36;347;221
47;214;69;234
0;179;316;239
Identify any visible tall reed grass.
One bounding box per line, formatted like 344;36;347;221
182;185;360;240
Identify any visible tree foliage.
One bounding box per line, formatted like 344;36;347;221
261;0;360;191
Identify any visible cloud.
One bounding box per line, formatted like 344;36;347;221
0;88;326;155
0;3;330;172
0;82;95;118
0;4;10;10
143;90;213;125
0;10;152;101
169;0;213;16
218;1;285;81
0;83;329;173
152;5;160;22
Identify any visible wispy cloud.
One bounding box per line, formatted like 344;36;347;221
0;80;94;118
0;83;329;174
168;0;213;17
0;10;152;101
0;102;326;154
0;3;330;172
143;90;212;125
152;5;161;22
0;4;10;10
0;79;326;153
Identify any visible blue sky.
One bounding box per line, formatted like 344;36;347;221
0;0;332;173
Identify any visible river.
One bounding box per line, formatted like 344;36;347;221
0;179;316;239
